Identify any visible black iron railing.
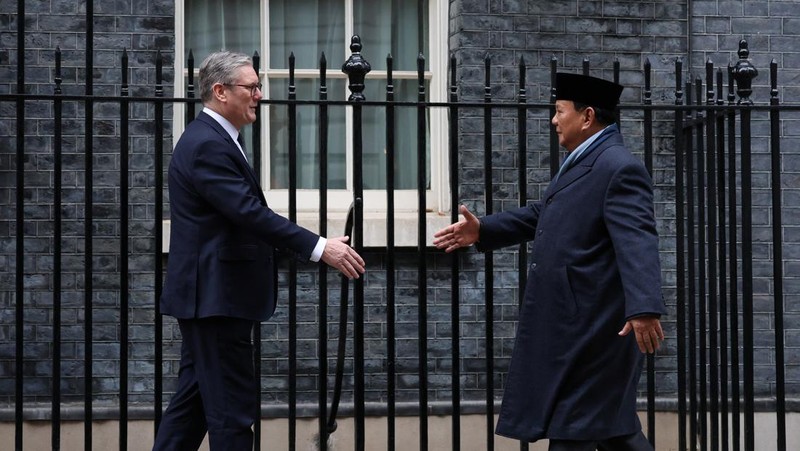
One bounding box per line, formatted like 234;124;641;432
3;32;800;451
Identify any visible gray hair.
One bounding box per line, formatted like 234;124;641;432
198;51;253;103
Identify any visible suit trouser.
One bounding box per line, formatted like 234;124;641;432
548;430;653;451
153;317;257;451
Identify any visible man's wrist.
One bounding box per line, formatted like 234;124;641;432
626;313;661;321
310;237;326;262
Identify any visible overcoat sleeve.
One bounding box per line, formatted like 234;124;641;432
475;202;542;252
604;162;667;319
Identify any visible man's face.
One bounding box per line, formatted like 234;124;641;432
219;65;262;129
551;100;590;152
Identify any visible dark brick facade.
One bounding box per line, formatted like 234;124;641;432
0;0;176;409
1;0;799;418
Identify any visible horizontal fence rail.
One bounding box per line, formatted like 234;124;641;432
2;35;800;451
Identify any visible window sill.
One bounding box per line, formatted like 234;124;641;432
161;211;453;253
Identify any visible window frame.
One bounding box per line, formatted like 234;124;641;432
171;0;451;246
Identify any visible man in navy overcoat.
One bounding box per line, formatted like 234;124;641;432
153;51;365;451
434;73;666;451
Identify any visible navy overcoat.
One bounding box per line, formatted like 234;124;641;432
162;111;318;321
478;125;667;442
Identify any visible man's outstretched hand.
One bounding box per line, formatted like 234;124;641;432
321;236;365;279
433;205;481;253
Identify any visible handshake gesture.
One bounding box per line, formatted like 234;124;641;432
321;236;365;279
433;205;481;253
321;203;482;279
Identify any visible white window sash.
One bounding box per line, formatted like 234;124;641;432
172;0;450;223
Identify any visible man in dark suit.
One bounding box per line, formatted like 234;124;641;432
434;73;666;451
153;51;365;451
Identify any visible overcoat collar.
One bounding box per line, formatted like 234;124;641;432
545;124;620;197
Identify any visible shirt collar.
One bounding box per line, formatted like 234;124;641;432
203;107;241;144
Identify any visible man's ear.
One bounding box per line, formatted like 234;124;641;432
582;106;596;128
583;106;597;122
212;83;227;102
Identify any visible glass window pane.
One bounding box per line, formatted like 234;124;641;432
269;79;347;189
185;0;260;62
354;0;428;71
362;78;430;190
269;0;345;69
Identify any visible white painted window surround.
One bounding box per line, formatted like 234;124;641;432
167;0;452;250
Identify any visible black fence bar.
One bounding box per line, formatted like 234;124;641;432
613;60;622;130
187;50;196;124
83;1;95;447
643;58;653;184
252;51;263;451
254;309;262;448
684;79;698;451
714;67;730;451
642;58;656;447
253;51;262;174
733;40;756;451
549;57;559;177
674;58;687;451
342;35;369;451
52;46;64;451
740;102;754;451
385;53;397;451
726;63;742;451
769;59;786;451
693;77;709;451
482;55;495;451
417;0;428;438
153;51;166;437
516;57;529;451
416;51;429;451
353;82;366;451
706;60;721;451
287;52;299;451
119;48;131;451
317;52;330;451
448;53;461;451
14;4;25;451
13;3;25;449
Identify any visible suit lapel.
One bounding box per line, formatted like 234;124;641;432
197;112;267;204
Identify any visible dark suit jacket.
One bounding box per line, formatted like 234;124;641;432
479;125;667;442
161;111;319;321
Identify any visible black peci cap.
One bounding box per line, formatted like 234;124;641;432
555;73;624;110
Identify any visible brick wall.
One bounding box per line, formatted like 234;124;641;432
0;0;175;406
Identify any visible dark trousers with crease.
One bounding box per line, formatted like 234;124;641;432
153;317;257;451
548;430;653;451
